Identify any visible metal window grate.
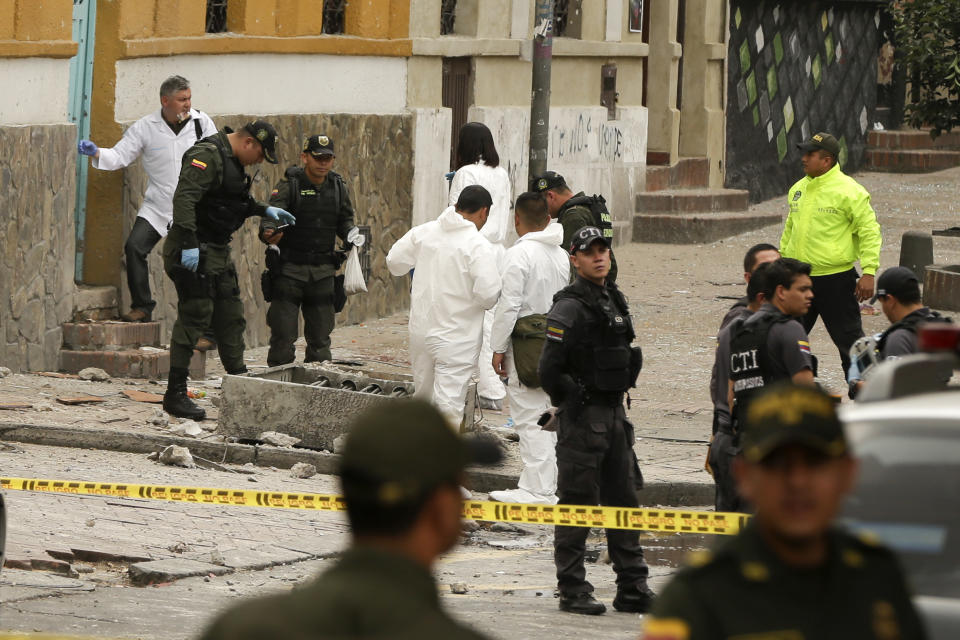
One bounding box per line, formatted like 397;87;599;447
553;0;571;37
440;0;457;35
323;0;347;34
205;0;228;34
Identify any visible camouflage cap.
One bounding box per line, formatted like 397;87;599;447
741;383;848;463
244;119;278;164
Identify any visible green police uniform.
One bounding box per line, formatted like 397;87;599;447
163;128;270;374
642;522;927;640
261;158;355;365
199;546;488;640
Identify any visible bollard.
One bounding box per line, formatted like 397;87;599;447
899;231;934;279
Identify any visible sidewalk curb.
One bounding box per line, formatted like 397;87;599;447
0;421;714;506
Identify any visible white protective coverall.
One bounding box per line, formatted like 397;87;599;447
386;206;502;427
93;108;217;236
448;161;513;404
488;221;570;503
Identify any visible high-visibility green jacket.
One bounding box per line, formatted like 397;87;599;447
780;164;882;276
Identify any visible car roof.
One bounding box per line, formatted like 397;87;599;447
840;390;960;428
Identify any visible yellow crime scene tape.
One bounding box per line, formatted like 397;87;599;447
0;477;746;535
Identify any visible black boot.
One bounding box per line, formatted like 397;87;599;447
559;592;606;615
163;366;205;420
612;584;655;613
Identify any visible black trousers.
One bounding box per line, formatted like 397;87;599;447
124;217;161;316
266;274;335;367
554;404;649;595
708;428;747;513
802;268;864;376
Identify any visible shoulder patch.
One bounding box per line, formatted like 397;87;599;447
797;340;811;354
270;188;279;196
641;618;690;640
190;159;207;170
546;325;565;342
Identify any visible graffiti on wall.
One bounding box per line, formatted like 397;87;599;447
549;113;626;162
725;1;882;202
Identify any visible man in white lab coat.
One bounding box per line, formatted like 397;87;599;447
78;75;217;326
387;186;502;428
489;193;570;504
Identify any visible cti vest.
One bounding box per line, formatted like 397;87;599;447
728;311;795;421
195;133;254;245
276;166;343;264
559;194;613;240
877;308;952;353
556;279;640;399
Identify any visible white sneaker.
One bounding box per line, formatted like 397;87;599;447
489;488;558;505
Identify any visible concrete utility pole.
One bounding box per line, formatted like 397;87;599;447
528;0;554;185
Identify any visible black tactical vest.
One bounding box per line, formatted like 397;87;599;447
556;279;639;397
559;193;613;239
728;311;794;419
195;132;253;245
277;167;342;261
877;308;952;353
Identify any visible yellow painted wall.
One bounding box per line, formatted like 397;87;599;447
13;0;72;41
0;0;16;39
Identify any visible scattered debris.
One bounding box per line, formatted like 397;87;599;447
146;451;160;461
257;431;301;448
289;462;317;479
85;519;96;527
168;542;191;554
193;455;235;473
449;582;469;594
158;445;195;468
0;366;11;378
122;389;164;403
56;395;106;405
490;522;531;535
461;520;480;534
33;402;54;411
169;421;203;437
78;367;111;382
332;434;348;454
34;371;79;379
0;402;32;410
210;549;225;566
147;409;169;427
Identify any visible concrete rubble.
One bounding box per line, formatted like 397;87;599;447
77;367;110;382
289;462;317;479
158;445;195;468
258;431;301;447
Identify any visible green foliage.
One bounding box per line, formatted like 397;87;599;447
892;0;960;138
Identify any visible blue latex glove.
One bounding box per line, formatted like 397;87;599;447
846;359;861;385
78;140;99;156
444;171;455;182
181;248;200;272
265;206;296;226
346;226;365;247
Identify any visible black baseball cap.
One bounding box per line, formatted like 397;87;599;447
303;134;335;157
455;185;493;212
339;400;502;507
871;266;920;304
740;384;848;463
570;225;610;255
530;171;567;193
797;131;840;158
244;120;278;164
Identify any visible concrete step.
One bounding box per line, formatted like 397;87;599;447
635;188;750;214
632;211;783;245
644;157;710;192
59;348;205;380
72;286;118;322
865;149;960;173
61;322;161;351
868;129;960;151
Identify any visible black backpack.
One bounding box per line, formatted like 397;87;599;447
562;194;613;241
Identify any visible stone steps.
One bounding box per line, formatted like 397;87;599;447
865;149;960;173
635;188;751;214
61;322;161;351
644;157;710;192
72;286;118;322
867;129;960;151
633;211;783;245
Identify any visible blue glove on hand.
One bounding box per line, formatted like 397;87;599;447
181;248;200;272
347;226;365;247
265;206;296;226
78;140;99;156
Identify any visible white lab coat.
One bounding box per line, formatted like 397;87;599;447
387;206;502;427
488;222;569;502
92;108;217;237
448;161;513;402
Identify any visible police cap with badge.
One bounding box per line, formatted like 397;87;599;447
245;119;279;164
530;170;568;193
304;134;335;158
570;225;611;255
797;131;841;158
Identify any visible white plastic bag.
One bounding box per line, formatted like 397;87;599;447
343;246;368;295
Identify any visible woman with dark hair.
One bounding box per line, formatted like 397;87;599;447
448;121;513;411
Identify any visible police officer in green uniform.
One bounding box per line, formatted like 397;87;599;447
538;226;650;615
530;171;618;282
198;399;499;640
260;134;364;366
162;120;294;419
641;384;928;640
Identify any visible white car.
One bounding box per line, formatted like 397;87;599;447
841;323;960;639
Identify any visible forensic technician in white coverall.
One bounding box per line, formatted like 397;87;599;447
447;122;513;411
386;185;502;428
78;75;217;326
489;193;570;504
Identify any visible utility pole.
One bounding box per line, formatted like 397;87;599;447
528;0;554;185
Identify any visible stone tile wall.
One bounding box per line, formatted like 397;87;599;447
0;124;77;372
118;113;415;347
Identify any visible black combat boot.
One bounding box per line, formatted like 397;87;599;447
163;366;205;420
612;584;655;613
559;592;606;615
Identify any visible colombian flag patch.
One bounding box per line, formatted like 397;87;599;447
190;159;207;170
546;325;565;342
798;340;811;354
270;188;279;196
